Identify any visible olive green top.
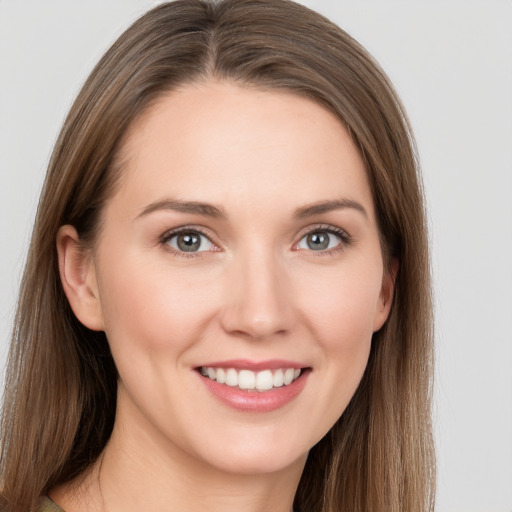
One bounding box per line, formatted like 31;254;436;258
38;497;65;512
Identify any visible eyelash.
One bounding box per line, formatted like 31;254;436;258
294;224;353;256
159;224;353;258
159;226;217;259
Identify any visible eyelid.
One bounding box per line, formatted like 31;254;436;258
159;225;221;256
293;223;353;253
157;223;352;257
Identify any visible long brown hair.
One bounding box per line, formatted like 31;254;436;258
0;1;435;511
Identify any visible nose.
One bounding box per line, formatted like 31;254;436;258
220;248;295;340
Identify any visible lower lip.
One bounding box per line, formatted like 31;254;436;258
199;370;310;412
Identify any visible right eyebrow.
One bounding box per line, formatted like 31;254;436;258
135;198;227;220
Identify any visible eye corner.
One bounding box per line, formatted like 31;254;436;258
294;225;353;255
159;226;220;257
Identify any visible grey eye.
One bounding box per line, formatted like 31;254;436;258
167;231;214;253
297;231;342;251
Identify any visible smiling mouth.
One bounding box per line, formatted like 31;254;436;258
198;366;304;392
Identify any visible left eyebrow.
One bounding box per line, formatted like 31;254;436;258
293;199;368;219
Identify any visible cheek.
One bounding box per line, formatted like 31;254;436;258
282;264;381;444
298;261;382;348
97;257;221;358
310;284;375;383
298;260;382;394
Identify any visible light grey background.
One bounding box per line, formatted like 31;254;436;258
1;1;511;511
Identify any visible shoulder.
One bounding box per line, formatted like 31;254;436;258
0;496;65;512
37;497;66;512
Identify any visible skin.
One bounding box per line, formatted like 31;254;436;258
54;81;396;512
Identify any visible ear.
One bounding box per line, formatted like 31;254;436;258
372;258;399;332
56;225;105;331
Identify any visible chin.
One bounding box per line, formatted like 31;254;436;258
206;449;308;477
186;428;312;477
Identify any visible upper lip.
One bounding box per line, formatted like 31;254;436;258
196;359;308;371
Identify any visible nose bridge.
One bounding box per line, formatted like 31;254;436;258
221;242;293;339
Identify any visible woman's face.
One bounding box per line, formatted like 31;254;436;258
79;81;394;475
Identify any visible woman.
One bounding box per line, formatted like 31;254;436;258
0;1;435;511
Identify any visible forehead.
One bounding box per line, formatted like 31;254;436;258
111;80;374;218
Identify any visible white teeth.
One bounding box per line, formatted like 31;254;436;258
273;369;284;387
200;366;303;392
283;368;294;385
238;369;256;390
216;367;226;384
256;370;273;391
225;368;238;387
